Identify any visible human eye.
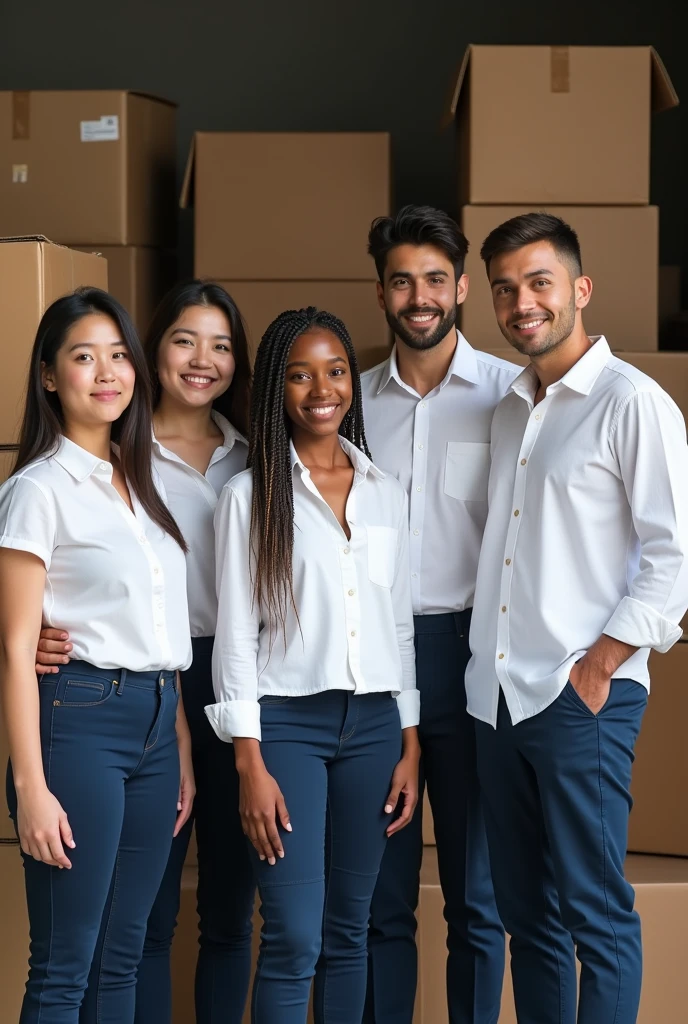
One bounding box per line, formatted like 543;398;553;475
112;350;129;360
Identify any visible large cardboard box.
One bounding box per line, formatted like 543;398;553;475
0;236;108;442
461;205;659;352
0;449;17;839
219;280;390;367
0;847;29;1020
76;246;176;334
444;46;678;205
182;132;390;280
0;91;176;246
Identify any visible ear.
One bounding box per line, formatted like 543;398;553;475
40;361;57;392
456;273;469;307
575;275;593;310
376;280;386;312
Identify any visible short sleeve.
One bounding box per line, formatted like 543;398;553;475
0;474;56;568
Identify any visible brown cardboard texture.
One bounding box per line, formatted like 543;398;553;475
0;91;176;246
182;133;390;280
0;236;108;441
461;206;658;352
76;246;176;333
444;46;678;205
0;848;30;1020
218;281;390;366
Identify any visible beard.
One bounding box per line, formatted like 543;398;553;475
385;303;458;351
502;296;577;357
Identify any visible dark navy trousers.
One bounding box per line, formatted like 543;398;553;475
7;661;180;1024
132;636;255;1024
475;679;648;1024
365;612;505;1024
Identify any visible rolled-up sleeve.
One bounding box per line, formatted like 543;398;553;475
604;391;688;652
391;492;419;727
205;482;262;742
0;475;55;567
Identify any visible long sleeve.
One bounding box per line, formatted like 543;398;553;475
604;390;688;652
205;482;262;742
391;492;419;727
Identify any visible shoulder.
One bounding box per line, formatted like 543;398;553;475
473;348;522;389
0;458;56;505
220;467;254;505
602;355;669;400
360;360;387;400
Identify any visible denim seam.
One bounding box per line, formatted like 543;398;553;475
36;706;58;1023
340;697;361;744
536;810;566;1024
258;875;324;890
96;851;122;1023
596;718;624;1024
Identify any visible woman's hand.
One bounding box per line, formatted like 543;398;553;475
35;626;72;675
237;760;291;866
174;738;195;837
17;785;75;868
385;727;420;837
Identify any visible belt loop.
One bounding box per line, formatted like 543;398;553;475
453;612;464;638
116;668;126;695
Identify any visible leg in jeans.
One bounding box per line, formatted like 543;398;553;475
475;691;577;1024
528;679;647;1024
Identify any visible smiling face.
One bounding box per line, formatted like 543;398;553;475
488;241;592;357
155;304;236;409
41;313;135;429
377;242;467;351
283;328;353;440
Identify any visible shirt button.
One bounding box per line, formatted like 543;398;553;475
514;509;520;517
350;630;357;637
501;606;507;613
348;589;355;596
498;653;505;660
154;567;160;575
520;458;527;466
413;529;420;536
505;558;511;566
343;547;350;555
99;462;109;472
412;572;418;578
535;414;541;421
418;444;424;450
420;402;426;408
416;486;422;492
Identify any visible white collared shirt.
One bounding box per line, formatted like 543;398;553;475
205;436;418;742
466;337;688;728
153;411;248;637
360;333;519;615
0;436;192;672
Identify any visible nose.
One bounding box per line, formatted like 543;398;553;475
409;281;430;308
190;347;213;368
513;285;538;314
95;359;116;383
309;373;334;397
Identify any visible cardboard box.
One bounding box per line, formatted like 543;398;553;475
0;236;108;442
0;847;29;1020
76;246;176;334
658;266;682;328
0;448;17;839
0;91;176;246
219;281;390;366
461;206;659;352
182;132;390;280
444;46;678;205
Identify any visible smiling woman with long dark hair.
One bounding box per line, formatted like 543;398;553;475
0;287;193;1024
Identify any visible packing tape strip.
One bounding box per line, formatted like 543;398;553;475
12;91;31;140
550;46;570;93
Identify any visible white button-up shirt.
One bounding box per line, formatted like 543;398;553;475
0;436;192;672
153;412;248;638
360;334;519;614
205;436;418;742
466;337;688;728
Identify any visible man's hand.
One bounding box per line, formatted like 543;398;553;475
569;634;637;715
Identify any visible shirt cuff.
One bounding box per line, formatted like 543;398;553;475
0;536;51;569
204;700;262;743
604;596;684;655
395;688;420;729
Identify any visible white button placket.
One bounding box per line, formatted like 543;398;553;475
119;498;173;666
409;399;430;610
338;530;365;691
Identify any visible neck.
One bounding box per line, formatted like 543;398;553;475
394;328;458;398
63;422;113;462
291;429;348;470
154;392;217;440
530;323;594;392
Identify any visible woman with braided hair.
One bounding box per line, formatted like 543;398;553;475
206;307;420;1024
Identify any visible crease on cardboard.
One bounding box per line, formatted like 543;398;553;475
550;46;570;93
12;91;31;140
442;46;472;128
179;134;197;209
649;47;679;112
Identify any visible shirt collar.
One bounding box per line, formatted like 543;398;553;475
510;336;612;401
376;331;480;395
152;411;247;462
52;436;113;482
290;436;385;481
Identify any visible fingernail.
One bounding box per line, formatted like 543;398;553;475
259;855;265;861
70;841;76;848
269;857;276;866
278;851;284;858
61;633;68;639
385;804;393;814
285;823;292;832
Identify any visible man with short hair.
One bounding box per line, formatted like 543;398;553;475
467;212;688;1023
360;205;516;1024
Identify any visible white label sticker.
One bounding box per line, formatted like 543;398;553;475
12;164;28;184
80;115;119;142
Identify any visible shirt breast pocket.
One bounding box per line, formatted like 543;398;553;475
444;441;491;502
365;526;398;588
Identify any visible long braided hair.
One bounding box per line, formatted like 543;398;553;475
248;307;371;639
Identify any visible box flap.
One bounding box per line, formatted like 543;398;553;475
441;45;472;128
0;234;54;244
650;48;679;113
127;90;177;108
179;134;197;209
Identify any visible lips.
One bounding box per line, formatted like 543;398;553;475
181;374;217;388
402;309;442;326
512;317;548;331
91;390;120;401
303;403;340;419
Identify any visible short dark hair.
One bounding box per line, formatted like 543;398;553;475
480;212;583;278
368;205;469;282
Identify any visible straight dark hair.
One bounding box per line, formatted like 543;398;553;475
368;204;469;281
145;280;252;437
14;287;186;551
248;306;370;638
480;212;583;278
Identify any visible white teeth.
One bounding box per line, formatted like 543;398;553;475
307;405;337;416
515;320;545;330
182;375;214;384
408;314;436;322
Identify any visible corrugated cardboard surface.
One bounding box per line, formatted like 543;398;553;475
185;133;390;280
0;847;29;1020
461;206;659;352
448;46;677;205
0;237;107;442
76;246;176;333
219;280;390;365
0;91;176;246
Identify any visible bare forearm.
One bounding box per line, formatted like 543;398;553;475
0;648;47;793
233;737;265;774
588;634;638;676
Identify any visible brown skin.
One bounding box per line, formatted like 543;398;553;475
234;328;420;865
377;242;469;398
488;241;637;710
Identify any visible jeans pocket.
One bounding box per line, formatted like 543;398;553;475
55;675;116;708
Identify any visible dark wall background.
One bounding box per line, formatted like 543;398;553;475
1;0;685;297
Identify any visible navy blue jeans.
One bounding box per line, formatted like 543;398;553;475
6;662;180;1024
365;612;504;1024
131;636;255;1024
475;679;648;1024
251;689;402;1024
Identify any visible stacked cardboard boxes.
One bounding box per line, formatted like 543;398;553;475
0;90;178;332
180;132;392;368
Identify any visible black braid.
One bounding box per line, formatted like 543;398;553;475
247;307;370;641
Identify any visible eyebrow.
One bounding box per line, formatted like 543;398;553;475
491;268;554;287
286;356;347;369
388;269;449;281
68;340;124;352
170;328;231;341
